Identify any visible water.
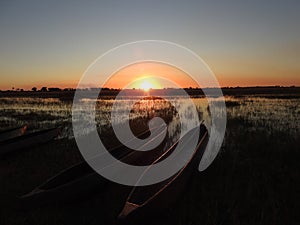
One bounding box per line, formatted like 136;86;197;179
0;96;299;140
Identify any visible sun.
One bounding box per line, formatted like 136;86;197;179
140;80;153;91
128;76;161;90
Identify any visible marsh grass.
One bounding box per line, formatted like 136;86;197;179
0;94;299;225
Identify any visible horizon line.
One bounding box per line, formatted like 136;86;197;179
0;85;299;92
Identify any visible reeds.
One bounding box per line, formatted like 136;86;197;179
0;94;298;225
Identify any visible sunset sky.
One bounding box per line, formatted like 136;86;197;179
0;0;299;90
106;62;199;89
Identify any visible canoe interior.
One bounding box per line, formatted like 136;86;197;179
0;125;27;142
41;162;93;190
0;126;24;135
0;127;59;145
128;125;208;206
36;125;168;191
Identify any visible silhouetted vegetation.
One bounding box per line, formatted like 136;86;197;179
40;87;48;92
0;86;299;101
0;89;299;225
48;88;61;92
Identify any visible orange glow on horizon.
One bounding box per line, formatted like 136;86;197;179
103;62;199;89
1;61;299;90
129;76;163;91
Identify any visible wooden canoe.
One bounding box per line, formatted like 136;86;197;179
21;125;169;204
0;125;27;142
118;124;209;220
0;127;60;156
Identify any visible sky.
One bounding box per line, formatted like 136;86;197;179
0;0;299;90
106;62;199;89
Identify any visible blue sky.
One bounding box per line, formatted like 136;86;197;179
0;0;299;89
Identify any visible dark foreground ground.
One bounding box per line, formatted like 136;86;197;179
0;117;299;225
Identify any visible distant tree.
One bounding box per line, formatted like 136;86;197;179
48;87;61;92
32;87;37;92
63;88;74;91
40;87;48;92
